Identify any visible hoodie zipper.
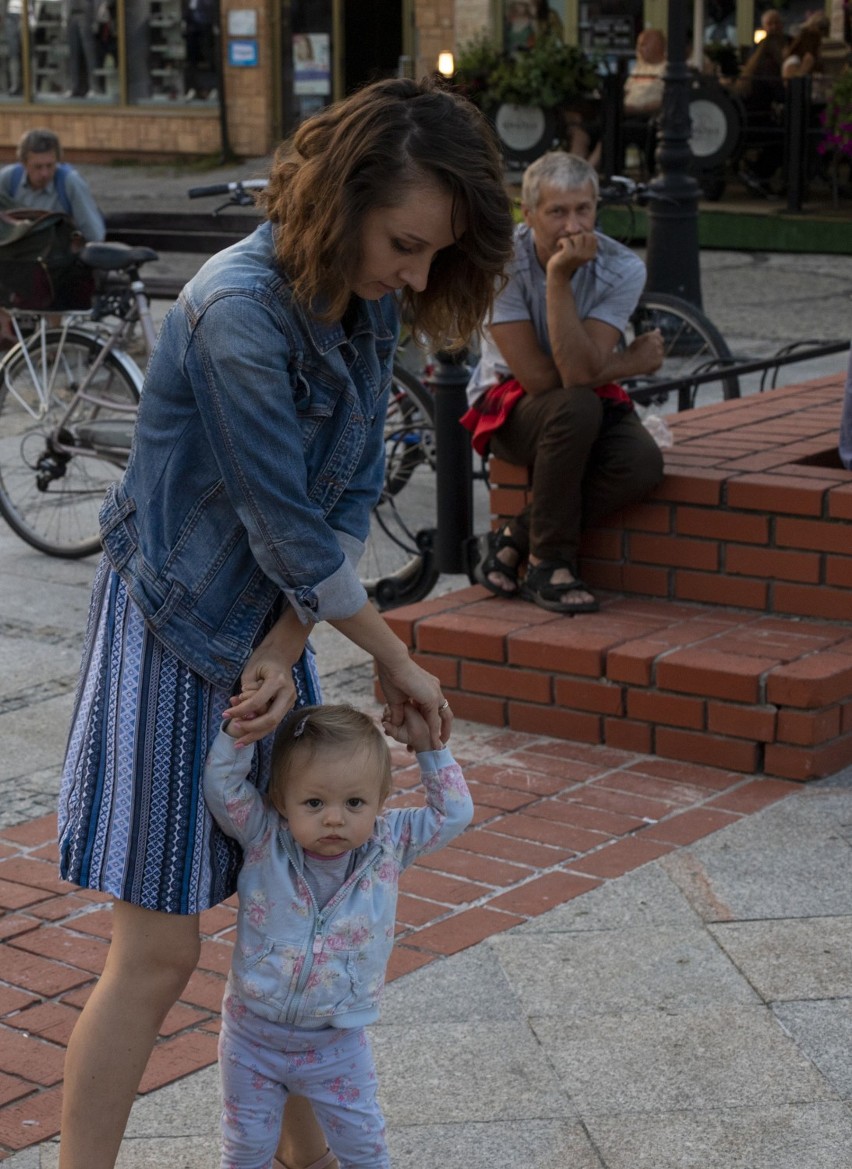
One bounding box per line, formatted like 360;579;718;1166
284;842;380;1025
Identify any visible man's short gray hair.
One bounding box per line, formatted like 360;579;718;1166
17;129;62;162
521;151;599;210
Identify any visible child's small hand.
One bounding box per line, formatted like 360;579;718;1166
382;702;434;754
221;691;259;743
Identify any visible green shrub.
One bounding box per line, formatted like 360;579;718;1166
455;33;599;111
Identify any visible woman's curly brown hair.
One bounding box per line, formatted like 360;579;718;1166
258;76;514;348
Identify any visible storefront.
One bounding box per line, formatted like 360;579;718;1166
0;0;416;161
0;0;815;163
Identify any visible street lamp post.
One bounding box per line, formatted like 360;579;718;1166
643;1;703;308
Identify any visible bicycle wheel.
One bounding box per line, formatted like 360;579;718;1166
360;363;440;610
624;292;740;412
0;329;139;558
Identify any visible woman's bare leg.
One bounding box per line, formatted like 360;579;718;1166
276;1096;338;1169
59;901;201;1169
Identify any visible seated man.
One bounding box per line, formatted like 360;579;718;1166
0;128;105;243
463;151;664;615
0;127;105;345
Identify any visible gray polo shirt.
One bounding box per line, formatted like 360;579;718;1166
466;222;646;405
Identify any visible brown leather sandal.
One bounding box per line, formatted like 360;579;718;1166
472;525;525;597
520;560;599;614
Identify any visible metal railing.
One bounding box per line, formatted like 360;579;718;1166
625;338;851;400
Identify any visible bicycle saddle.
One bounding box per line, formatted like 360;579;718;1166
80;241;159;270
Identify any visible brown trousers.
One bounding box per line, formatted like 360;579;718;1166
490;386;664;565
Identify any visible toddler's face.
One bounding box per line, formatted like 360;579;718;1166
275;743;385;856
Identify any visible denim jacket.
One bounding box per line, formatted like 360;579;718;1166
99;222;399;688
203;730;474;1028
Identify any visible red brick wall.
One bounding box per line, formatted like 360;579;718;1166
489;376;852;623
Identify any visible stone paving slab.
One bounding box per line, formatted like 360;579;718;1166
490;923;761;1016
709;916;852;1001
534;1006;837;1115
667;790;852;919
583;1102;852;1169
772;1001;852;1100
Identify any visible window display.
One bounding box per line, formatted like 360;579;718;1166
0;0;219;104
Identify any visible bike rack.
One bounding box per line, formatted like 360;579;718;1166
627;338;851;399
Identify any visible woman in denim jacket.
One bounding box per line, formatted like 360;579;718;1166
57;76;513;1169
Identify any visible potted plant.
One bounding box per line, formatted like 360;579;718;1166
454;33;599;163
455;32;599;113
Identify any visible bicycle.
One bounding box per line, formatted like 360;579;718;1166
0;182;438;614
0;240;158;558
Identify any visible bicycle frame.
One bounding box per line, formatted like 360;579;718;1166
4;314;143;439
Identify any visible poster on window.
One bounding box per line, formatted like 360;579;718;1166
503;2;566;54
293;33;331;95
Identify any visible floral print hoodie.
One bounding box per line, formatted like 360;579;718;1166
203;731;473;1028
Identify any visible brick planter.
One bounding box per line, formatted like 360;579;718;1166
386;374;852;781
491;375;852;623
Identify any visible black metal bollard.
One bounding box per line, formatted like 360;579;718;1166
785;75;811;214
599;68;626;179
423;350;473;575
643;0;703;309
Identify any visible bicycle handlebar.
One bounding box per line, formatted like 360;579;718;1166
187;178;268;199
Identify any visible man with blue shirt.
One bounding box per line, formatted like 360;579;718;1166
465;151;664;614
0;128;105;243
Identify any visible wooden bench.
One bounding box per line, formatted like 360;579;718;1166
384;374;852;781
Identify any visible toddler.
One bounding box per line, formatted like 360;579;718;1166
203;702;473;1169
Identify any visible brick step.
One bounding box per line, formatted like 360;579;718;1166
384;588;852;782
490;375;852;622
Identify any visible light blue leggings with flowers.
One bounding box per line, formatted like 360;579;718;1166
218;990;389;1169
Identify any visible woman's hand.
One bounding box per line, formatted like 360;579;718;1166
223;608;309;746
375;655;452;750
382;701;435;754
329;600;453;749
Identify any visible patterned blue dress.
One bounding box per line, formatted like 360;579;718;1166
58;557;321;914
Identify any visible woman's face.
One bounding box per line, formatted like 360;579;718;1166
350;180;463;301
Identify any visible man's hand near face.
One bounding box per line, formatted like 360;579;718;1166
547;230;598;282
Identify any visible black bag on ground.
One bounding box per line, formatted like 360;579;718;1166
0;208;95;311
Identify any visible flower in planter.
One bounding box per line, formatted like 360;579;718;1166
818;69;852;160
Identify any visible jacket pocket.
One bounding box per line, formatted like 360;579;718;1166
305;946;367;1019
235;938;303;1012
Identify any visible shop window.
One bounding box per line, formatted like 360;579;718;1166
0;0;219;105
289;0;333;128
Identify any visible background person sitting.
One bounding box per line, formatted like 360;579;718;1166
0;127;105;241
782;20;827;95
731;24;788;196
0;128;104;345
623;27;667;117
622;28;667;176
464;151;665;616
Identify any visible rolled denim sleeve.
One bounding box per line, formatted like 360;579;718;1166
186;291;377;623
